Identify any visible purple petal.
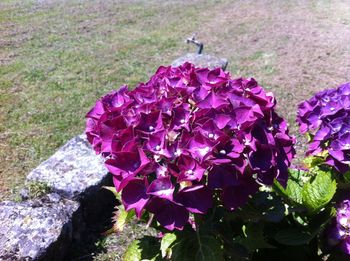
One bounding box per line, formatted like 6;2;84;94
197;92;229;109
105;148;150;175
214;114;232;129
187;132;218;162
136;110;163;133
146;198;189;231
86;100;105;120
249;145;274;171
175;185;213;214
147;176;174;200
341;239;350;255
121;178;149;218
208;165;240;189
177;155;206;182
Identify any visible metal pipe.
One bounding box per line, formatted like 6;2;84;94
186;35;204;54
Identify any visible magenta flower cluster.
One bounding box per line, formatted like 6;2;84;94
297;83;350;173
328;200;350;255
86;63;295;231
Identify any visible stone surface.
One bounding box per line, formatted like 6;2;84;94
0;134;117;260
26;134;108;199
171;53;228;70
0;194;79;261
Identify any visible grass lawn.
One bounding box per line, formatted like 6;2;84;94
1;0;350;259
0;0;349;203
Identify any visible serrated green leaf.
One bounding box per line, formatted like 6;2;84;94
273;178;303;205
288;168;304;179
234;192;285;223
161;233;177;258
274;228;314;246
102;186;121;201
286;180;304;204
302;170;336;213
103;207;135;235
123;237;161;261
115;208;135;232
238;223;274;251
138;236;162;261
172;228;223;261
123;240;142;261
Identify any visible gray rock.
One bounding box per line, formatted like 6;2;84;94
26;133;117;225
171;53;228;70
19;188;30;201
0;194;79;261
26;134;108;200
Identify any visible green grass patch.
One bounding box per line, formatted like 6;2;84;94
0;0;224;199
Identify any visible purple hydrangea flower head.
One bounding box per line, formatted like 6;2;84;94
86;63;295;230
328;200;350;255
297;83;350;173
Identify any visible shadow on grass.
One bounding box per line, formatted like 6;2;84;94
66;190;118;261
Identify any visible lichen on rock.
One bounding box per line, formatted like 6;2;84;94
0;194;79;261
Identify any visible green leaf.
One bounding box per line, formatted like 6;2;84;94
123;237;161;261
123;240;142;261
102;186;121;201
286;179;304;204
138;236;162;260
302;169;336;213
103;207;135;235
275;207;337;247
342;170;350;183
274;168;337;213
309;206;336;235
238;223;274;251
233;192;285;223
274;228;314;246
161;233;177;258
172;227;224;261
114;207;135;232
273;177;303;205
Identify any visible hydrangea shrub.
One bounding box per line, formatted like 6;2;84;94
296;82;350;259
297;83;350;173
86;63;295;231
86;64;350;260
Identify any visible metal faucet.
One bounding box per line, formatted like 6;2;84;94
186;34;204;54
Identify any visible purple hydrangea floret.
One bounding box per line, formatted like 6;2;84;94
328;200;350;255
297;82;350;173
86;63;295;230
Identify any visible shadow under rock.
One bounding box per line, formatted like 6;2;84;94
65;185;118;261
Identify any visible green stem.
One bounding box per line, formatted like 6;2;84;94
196;226;205;260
